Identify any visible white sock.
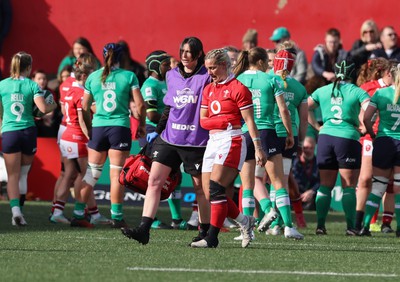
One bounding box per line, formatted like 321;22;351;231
12;206;22;217
234;213;247;225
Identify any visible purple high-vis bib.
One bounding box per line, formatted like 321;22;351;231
161;66;210;147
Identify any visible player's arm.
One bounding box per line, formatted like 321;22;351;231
34;94;57;114
307;96;321;131
131;88;146;138
276;94;294;148
145;99;162;124
78;109;90;140
82;92;93;134
363;102;377;139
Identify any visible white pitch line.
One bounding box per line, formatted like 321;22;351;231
126;267;398;278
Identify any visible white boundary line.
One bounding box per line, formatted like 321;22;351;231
126;267;397;277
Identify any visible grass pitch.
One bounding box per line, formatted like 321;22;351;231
0;201;400;282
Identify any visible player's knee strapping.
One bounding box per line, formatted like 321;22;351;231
371;176;389;197
83;162;104;187
393;173;400;188
282;158;292;176
19;165;31;195
209;180;226;203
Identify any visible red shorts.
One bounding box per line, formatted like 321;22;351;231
60;139;88;159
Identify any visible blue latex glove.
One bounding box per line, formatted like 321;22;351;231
146;132;159;143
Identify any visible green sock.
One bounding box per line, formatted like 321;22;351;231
395;194;400;231
342;187;356;229
259;198;272;214
111;203;123;220
275;188;293;228
257;202;265;223
10;198;20;208
363;193;382;230
242;189;255;216
316;185;332;229
168;186;182;220
270;185;276;209
73;202;86;219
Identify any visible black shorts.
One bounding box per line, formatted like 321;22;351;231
244;129;282;161
151;137;205;176
278;136;299;159
88;126;132;152
317;134;361;170
2;127;37;155
372;137;400;169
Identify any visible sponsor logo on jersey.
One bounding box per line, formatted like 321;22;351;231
345;158;356;163
269;148;276;154
171;123;196;131
153;150;159;158
210;100;221;114
145;87;152;97
174;88;198;109
119;143;128;148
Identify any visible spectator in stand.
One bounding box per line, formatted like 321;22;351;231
269;27;308;84
118;40;147;87
224;46;240;70
31;70;61;137
350;19;381;75
0;52;56;226
371;26;400;62
311;28;349;84
57;37;101;76
58;65;73;84
242;29;258;51
292;136;319;210
266;49;275;72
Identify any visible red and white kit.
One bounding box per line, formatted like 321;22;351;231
201;76;253;172
60;81;88;159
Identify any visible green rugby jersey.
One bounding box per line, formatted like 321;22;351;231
85;67;139;128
